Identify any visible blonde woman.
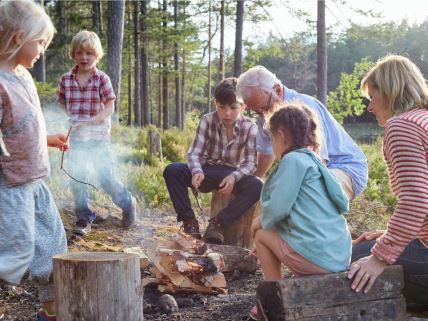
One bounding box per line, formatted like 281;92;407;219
0;0;68;320
348;55;428;311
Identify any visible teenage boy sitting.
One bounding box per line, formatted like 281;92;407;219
163;77;262;244
56;30;136;236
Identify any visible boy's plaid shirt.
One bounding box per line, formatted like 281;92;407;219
56;65;116;141
186;111;257;181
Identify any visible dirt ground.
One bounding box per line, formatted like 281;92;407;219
1;200;427;320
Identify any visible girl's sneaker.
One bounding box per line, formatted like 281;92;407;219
36;308;56;321
249;305;258;320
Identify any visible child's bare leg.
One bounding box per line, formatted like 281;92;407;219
254;229;285;280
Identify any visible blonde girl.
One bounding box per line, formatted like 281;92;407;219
0;1;68;320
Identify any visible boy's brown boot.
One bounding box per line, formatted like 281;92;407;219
182;218;201;239
203;217;225;245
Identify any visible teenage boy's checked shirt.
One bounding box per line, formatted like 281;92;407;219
56;65;116;142
186;111;258;181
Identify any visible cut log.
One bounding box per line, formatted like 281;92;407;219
256;265;406;321
171;232;208;254
207;244;258;274
53;252;143;321
210;191;260;249
157;248;226;273
123;247;151;269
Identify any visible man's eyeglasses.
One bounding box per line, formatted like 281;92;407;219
245;92;273;118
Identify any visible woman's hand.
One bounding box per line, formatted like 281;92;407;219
352;230;386;245
251;216;262;238
347;255;387;293
47;133;69;151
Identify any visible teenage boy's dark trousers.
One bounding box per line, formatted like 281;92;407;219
163;162;263;226
352;239;428;311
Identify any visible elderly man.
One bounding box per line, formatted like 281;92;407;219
236;65;368;200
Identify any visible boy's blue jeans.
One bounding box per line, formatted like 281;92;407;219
67;141;132;223
352;239;428;310
163;162;263;226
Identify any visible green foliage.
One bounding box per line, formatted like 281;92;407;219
133;164;169;208
160;110;199;162
360;138;396;206
327;58;373;124
34;81;57;104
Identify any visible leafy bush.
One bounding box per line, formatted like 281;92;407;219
327;58;373;124
160;110;199;163
359;138;396;206
35;81;57;105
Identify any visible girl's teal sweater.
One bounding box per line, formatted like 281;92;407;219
261;148;351;272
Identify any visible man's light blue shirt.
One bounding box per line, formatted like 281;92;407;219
256;86;368;196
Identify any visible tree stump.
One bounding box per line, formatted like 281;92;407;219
148;130;161;155
53;252;143;321
210;191;260;249
256;265;406;321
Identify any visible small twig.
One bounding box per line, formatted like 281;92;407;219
61;167;98;190
191;187;208;228
60;126;98;190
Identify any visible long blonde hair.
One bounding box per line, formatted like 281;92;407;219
361;54;428;115
0;0;55;61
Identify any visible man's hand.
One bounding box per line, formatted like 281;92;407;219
192;172;205;189
352;230;386;245
218;174;235;194
47;133;69;151
250;216;262;238
347;255;387;293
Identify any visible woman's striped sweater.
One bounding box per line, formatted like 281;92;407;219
372;108;428;264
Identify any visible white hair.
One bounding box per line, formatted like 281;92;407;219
0;0;55;61
236;65;281;99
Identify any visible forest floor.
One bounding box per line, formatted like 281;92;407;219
1;199;427;321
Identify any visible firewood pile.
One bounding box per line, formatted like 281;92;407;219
124;232;258;295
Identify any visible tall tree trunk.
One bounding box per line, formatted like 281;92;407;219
174;0;182;129
133;1;142;127
92;0;101;35
162;0;169;130
141;0;150;126
158;67;162;128
107;0;125;120
218;0;225;81
180;3;186;121
127;4;132;126
317;0;327;105
34;0;45;82
207;0;212;112
233;0;244;77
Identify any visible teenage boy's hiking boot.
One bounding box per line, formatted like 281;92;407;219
72;220;92;236
182;218;201;239
122;196;137;228
203;217;225;244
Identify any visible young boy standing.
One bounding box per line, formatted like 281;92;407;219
163;78;262;244
56;30;136;236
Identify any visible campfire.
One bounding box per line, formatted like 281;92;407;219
125;231;258;295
